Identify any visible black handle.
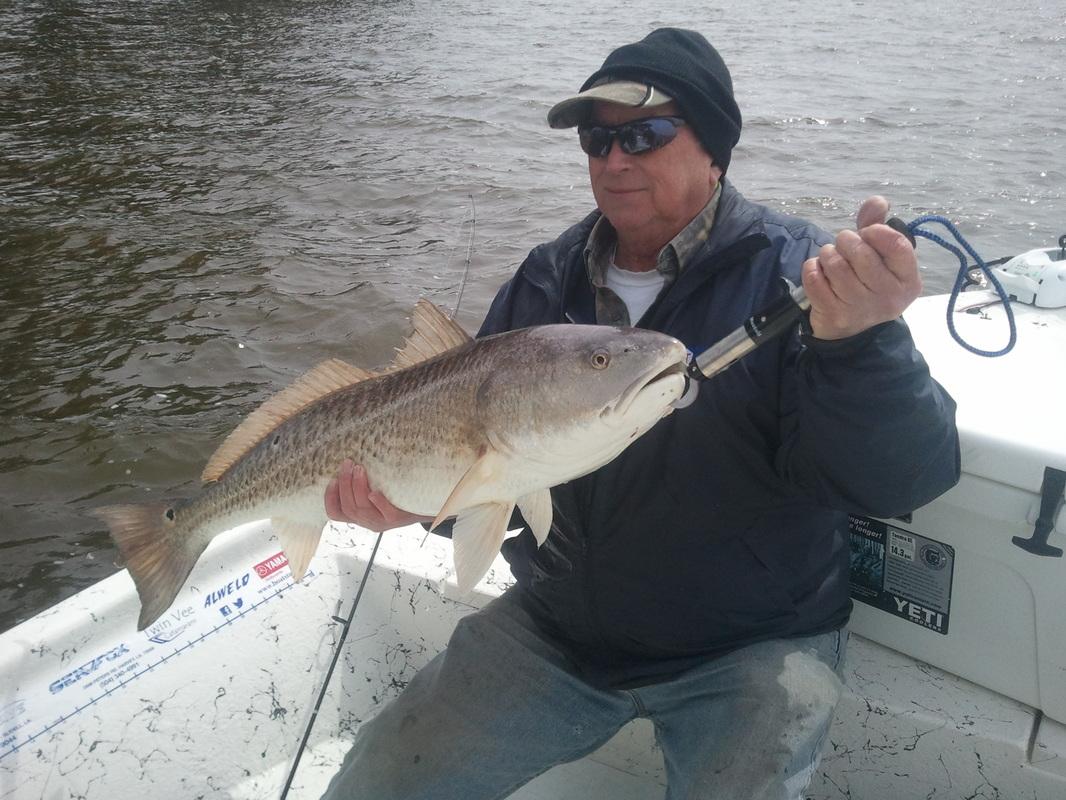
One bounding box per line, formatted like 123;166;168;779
886;216;917;248
742;284;807;342
1012;466;1065;558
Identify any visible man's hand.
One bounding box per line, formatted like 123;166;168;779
325;459;433;531
802;195;921;340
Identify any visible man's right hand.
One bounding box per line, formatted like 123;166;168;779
325;459;434;531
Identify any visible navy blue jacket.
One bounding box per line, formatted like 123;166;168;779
476;181;960;688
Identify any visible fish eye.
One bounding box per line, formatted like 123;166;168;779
590;349;610;369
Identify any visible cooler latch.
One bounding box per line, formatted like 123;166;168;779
1012;466;1066;558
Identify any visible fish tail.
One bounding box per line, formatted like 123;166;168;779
92;503;206;631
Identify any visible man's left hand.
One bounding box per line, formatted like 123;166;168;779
802;196;921;340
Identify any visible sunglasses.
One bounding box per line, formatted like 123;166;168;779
577;116;686;158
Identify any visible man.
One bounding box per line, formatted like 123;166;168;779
321;28;959;800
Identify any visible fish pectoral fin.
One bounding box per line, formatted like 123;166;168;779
272;516;325;581
517;489;553;547
431;448;506;531
450;502;514;594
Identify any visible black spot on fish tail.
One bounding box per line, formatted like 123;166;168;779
91;503;207;630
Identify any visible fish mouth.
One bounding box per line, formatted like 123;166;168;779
608;353;689;419
648;359;688;385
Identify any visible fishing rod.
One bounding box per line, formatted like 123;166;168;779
280;198;479;799
279;530;384;799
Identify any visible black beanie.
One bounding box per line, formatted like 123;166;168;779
582;28;742;173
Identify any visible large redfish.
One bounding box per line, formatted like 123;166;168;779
94;301;688;630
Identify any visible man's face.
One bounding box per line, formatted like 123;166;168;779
587;101;722;249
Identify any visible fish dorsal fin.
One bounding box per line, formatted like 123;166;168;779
202;359;371;483
391;299;472;369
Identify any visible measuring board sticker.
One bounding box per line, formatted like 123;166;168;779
848;515;955;634
0;551;313;762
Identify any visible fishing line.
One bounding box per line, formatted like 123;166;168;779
451;193;476;321
420;194;476;553
279;529;385;800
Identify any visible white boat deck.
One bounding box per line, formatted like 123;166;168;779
4;517;1064;799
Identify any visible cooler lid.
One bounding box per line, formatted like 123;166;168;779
903;293;1066;494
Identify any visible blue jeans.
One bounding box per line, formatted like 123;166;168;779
322;590;847;800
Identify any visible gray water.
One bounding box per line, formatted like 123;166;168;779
1;0;1063;632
